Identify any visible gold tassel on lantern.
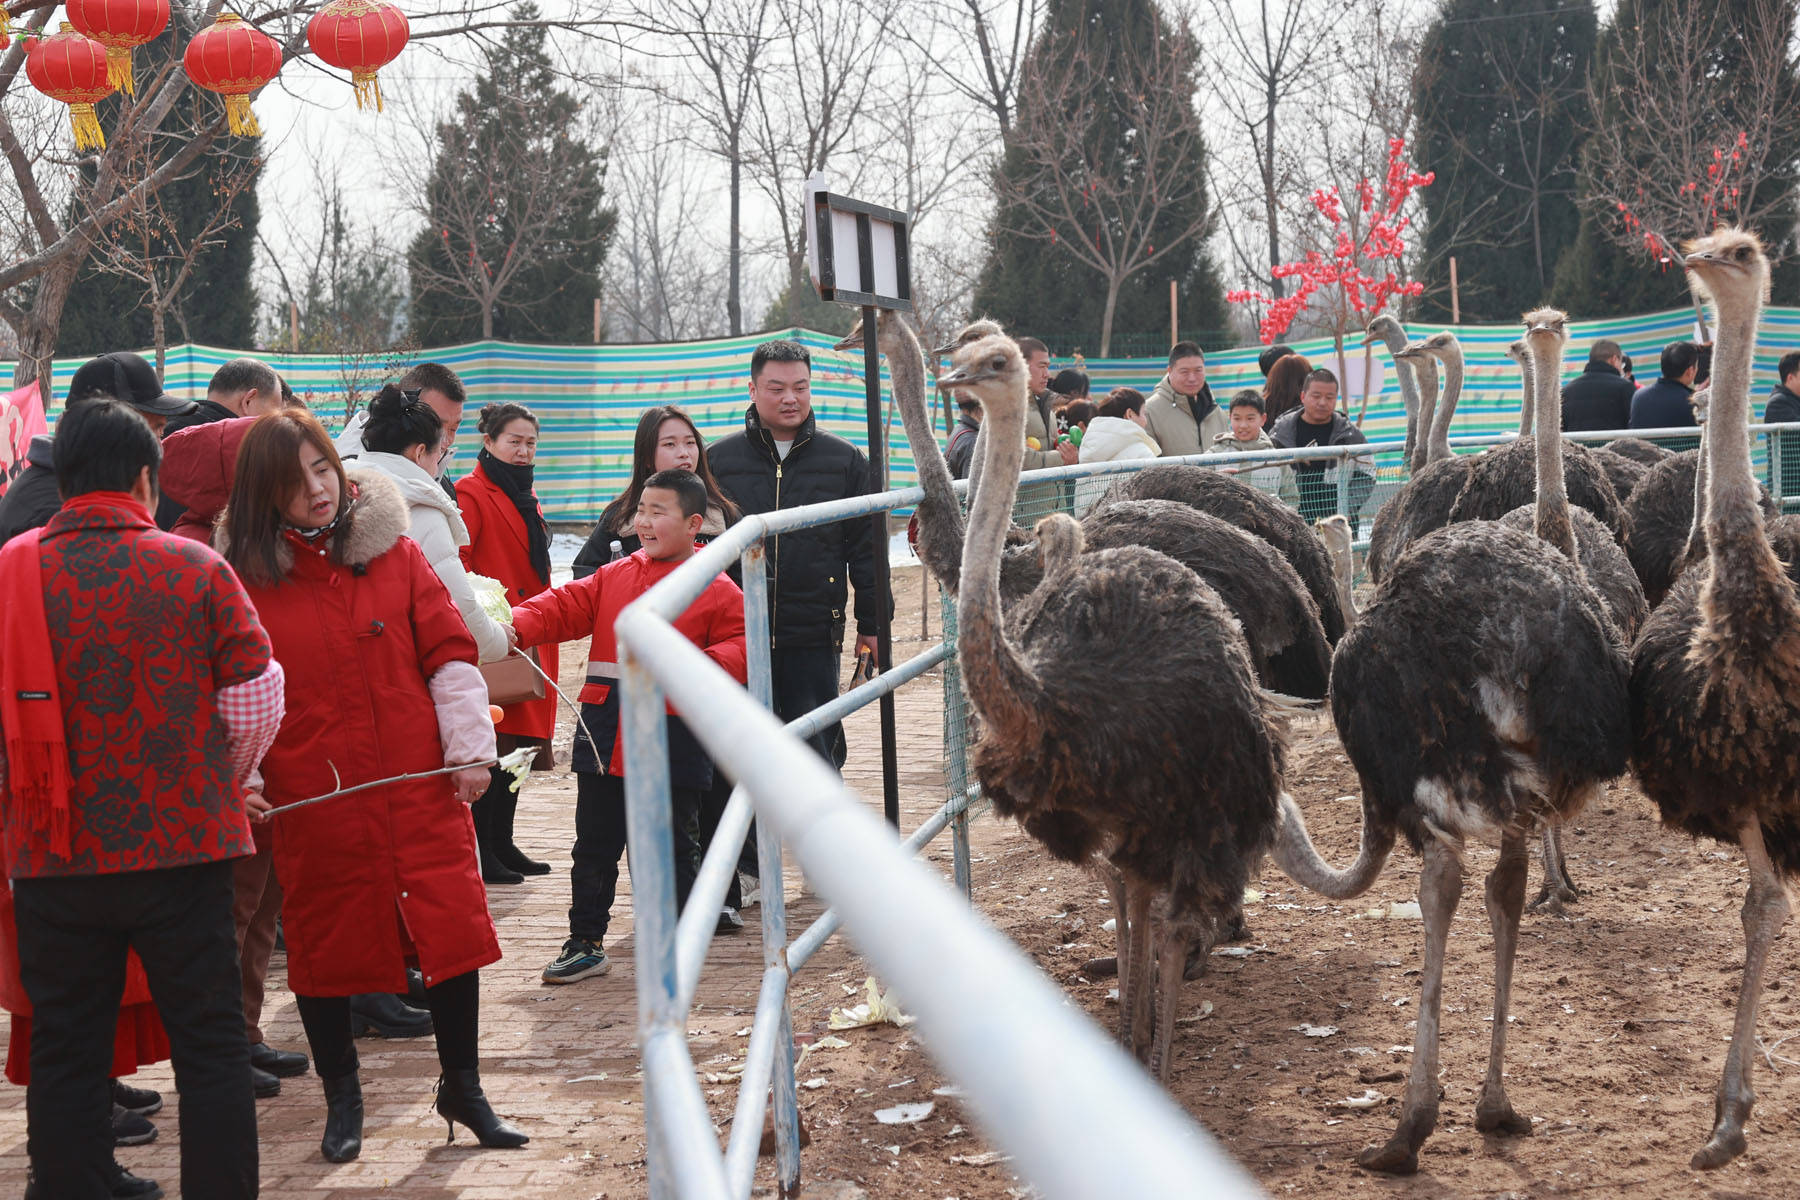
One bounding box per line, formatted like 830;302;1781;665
350;68;385;112
224;95;262;137
68;102;106;150
105;47;135;97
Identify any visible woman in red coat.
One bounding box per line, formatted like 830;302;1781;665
456;402;558;882
218;410;525;1163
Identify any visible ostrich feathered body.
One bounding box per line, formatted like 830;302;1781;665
1092;464;1348;644
1603;437;1674;468
1447;437;1624;535
1497;503;1648;640
1331;522;1631;853
1366;456;1474;583
973;543;1284;920
1623;451;1779;606
1588;447;1649;502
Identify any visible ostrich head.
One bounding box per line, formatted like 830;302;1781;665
1683;227;1771;306
1314;515;1358;625
1505;340;1530;367
1395;331;1459;364
937;333;1027;432
1363;314;1405;350
932;318;1006;357
1691;387;1713;426
1521;307;1568;354
833;310;913;354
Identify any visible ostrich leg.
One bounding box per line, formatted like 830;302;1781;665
1122;884;1156;1063
1150;920;1209;1081
1474;832;1534;1134
1692;816;1791;1170
1359;837;1463;1174
1529;820;1580;913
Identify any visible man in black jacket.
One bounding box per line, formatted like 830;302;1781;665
155;357;281;529
1763;351;1800;500
1628;341;1701;451
708;339;891;768
1561;339;1635;433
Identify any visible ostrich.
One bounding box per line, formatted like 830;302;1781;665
943;331;1287;1080
1292;307;1632;1174
1364;314;1428;472
1628;229;1800;1171
1507;340;1534;436
1587;447;1649;503
1091;465;1349;644
1365;332;1473;582
842;314;1332;697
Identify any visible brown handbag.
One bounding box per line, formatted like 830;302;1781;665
480;646;546;706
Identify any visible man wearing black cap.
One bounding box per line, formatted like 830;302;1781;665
0;355;196;548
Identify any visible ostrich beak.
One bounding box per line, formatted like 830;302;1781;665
938;363;993;387
930;339;959;356
1683;249;1719;269
1394;339;1429;360
833;328;865;352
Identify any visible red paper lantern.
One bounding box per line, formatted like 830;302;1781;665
308;0;409;113
25;23;116;151
67;0;170;97
183;12;281;137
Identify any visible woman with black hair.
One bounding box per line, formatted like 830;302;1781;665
457;403;559;882
572;406;739;578
357;386;511;667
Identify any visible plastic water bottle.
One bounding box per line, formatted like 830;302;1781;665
609;539;624;562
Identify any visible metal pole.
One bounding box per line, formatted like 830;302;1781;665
1336;446;1351;521
1772;429;1786;512
1449;256;1461;325
863;303;901;829
743;545;803;1195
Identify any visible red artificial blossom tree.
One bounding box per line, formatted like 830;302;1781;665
1613;130;1755;340
1228;138;1433;413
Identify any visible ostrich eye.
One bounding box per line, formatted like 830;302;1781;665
990;356;1005;370
1736;246;1751;260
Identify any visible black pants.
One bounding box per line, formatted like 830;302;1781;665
570;773;700;941
772;645;845;769
296;969;480;1080
697;775;759;907
14;859;257;1200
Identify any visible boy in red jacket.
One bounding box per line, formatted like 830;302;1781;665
509;470;746;984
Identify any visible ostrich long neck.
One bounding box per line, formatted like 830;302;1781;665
883;322;965;586
1379;332;1423;473
1703;288;1767;578
1684;420;1709;569
1515;356;1536;436
1411;357;1440;473
956;376;1045;739
1530;335;1576;560
1426;346;1464;464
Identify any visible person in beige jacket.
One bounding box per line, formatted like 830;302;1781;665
1142;341;1229;456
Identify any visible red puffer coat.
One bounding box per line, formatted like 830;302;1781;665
219;470;501;996
455;461;558;740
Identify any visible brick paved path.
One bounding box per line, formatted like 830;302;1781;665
0;568;972;1198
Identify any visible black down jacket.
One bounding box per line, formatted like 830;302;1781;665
707;405;891;650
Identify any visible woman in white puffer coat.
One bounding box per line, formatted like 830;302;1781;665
356;385;511;664
1074;386;1161;514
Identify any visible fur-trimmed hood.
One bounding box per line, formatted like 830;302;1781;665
214;467;411;579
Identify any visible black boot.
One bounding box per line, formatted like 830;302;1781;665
472;793;523;885
435;1069;529;1148
491;775;550;875
320;1072;364;1163
348;991;433;1038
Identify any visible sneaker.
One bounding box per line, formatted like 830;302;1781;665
112;1102;157;1147
26;1160;162;1200
542;937;609;985
738;872;761;908
111;1077;162;1116
716;906;745;934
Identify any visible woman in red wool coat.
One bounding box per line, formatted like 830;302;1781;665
456;402;559;882
217;409;526;1165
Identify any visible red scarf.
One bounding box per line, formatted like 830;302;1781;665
0;529;71;856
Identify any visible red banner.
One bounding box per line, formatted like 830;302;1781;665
0;381;49;499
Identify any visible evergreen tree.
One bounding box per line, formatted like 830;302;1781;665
759;277;854;337
58;32;261;357
1555;0;1800;317
1413;0;1595;323
972;0;1225;352
408;4;615;345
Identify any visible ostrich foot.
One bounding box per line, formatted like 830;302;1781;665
1221;909;1253;943
1355;1133;1421;1176
1691;1091;1753;1170
1473;1088;1532;1136
1527;879;1579;914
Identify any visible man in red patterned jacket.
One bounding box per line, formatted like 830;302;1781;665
0;398;282;1199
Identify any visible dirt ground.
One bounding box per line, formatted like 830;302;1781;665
0;561;1795;1198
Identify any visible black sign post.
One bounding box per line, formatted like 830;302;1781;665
808;188;911;828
